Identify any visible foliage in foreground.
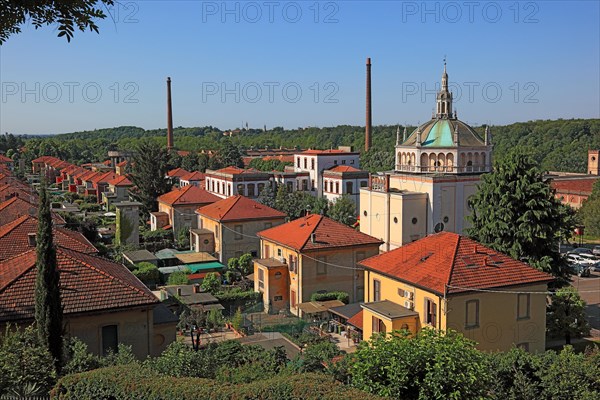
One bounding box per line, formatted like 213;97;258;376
51;366;382;400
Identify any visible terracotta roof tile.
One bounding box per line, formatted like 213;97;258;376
359;232;553;296
325;165;363;173
0;197;65;226
0;155;13;163
0;184;37;203
158;185;220;206
258;214;382;251
301;149;357;155
197;195;286;222
347;310;363;330
116;160;128;167
551;177;599;195
180;171;205;182
0;248;158;322
107;175;133;187
167;168;191;178
213;166;263;175
0;215;97;261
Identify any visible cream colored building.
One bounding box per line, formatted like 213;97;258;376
359;232;552;353
360;65;492;250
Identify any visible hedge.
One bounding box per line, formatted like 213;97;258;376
216;289;261;316
51;365;383;400
310;291;349;304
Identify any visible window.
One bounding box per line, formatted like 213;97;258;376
289;254;297;273
335;182;339;194
247;183;256;197
237;184;245;196
215;227;219;239
372;316;386;333
311;159;315;170
373;279;381;301
301;180;308;191
425;298;437;326
297;157;301;167
412;217;418;225
334;160;338;165
264;222;272;229
517;294;530;320
304;158;307;169
274;271;282;279
346;181;353;194
258;268;265;290
465;300;479;328
234;225;243;240
274;295;283;301
360;180;368;188
102;325;118;356
264;244;270;258
277;248;282;257
286;181;293;191
317;256;327;275
258;183;265;194
342;159;346;164
291;290;297;307
351;159;355;164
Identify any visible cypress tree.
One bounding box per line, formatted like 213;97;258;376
34;180;63;372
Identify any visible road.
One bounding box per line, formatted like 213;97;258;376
570;271;600;336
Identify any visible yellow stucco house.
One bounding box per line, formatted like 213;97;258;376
358;232;553;353
254;214;382;316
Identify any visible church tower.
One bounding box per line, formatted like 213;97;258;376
589;150;600;175
436;62;453;119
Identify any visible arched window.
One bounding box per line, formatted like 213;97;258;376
446;153;454;171
420;153;429;172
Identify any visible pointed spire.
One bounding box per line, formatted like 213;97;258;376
485;125;492;146
453;123;460;146
403;126;407;142
396;126;401;145
416;125;422;147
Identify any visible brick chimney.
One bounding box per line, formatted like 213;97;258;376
365;57;372;152
167;77;174;150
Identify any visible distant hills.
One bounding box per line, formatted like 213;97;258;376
21;118;600;173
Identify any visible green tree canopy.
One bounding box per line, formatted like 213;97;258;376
467;148;576;282
329;195;357;226
201;272;221;294
129;142;172;216
578;179;600;237
547;287;590;345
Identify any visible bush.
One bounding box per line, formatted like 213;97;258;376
51;365;382;400
310;291;350;304
132;262;159;286
167;270;190;285
215;288;261;316
201;272;221;294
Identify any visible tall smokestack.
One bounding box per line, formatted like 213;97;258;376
365;58;372;152
167;77;174;150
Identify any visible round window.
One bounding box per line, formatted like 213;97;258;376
411;217;418;225
434;222;445;233
363;210;368;217
443;216;449;223
393;217;398;224
275;272;282;279
203;239;209;245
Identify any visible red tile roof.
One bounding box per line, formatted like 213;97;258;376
551;177;599;195
258;214;382;252
0;155;13;163
0;215;97;261
325;165;363;173
167;168;191;178
158;185;220;206
0;197;65;226
359;232;553;296
180;171;205;182
197;195;286;222
0;248;158;322
89;171;117;184
302;149;357;155
0;184;37;202
213;166;263;175
116;160;128;167
347;310;363;330
107;175;133;187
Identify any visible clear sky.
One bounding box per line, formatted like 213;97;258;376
1;0;598;135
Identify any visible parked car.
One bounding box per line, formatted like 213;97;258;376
578;253;599;262
591;261;600;272
568;247;593;255
593;246;600;256
569;263;591;277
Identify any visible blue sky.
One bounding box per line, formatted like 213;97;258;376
1;1;599;135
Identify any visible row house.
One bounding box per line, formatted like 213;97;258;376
152;185;220;233
102;175;134;210
115;160;128;175
358;232;552;353
194;195;286;264
254;214;382;316
0;196;65;227
205;167;272;199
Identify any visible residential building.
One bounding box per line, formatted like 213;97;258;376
153;185;220;232
359;232;552;353
0;247;176;358
254;214;382;316
115;160;128;175
293;147;361;196
102;175;133;210
179;171;205;188
322;165;369;204
166;168;191;185
205;167;272;199
196;195;286;264
0;196;66;227
0;215;97;261
0;155;14;171
360;65;492;251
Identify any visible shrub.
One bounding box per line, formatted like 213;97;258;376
132;262;159;285
63;338;100;375
231;307;244;331
201;272;221;294
310;291;350;304
167;270;189;285
215;288;261;316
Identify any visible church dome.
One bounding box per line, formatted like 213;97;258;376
401;119;485;148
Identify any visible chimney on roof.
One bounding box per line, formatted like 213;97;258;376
167;77;174;150
193;284;201;294
176;287;182;296
365;57;372;152
27;233;36;247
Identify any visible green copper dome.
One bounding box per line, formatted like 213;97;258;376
401;119;485;148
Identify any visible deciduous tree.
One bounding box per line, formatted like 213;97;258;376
547;287;590;345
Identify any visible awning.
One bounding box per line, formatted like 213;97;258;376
298;300;345;314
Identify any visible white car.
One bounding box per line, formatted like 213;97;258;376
566;254;596;265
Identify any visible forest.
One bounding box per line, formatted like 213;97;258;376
2;118;599;173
